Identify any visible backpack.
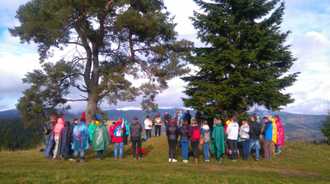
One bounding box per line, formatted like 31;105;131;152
43;124;51;135
204;131;210;143
193;128;200;139
114;125;124;137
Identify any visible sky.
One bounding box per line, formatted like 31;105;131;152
1;0;330;115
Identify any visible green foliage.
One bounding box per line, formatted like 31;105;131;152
10;0;193;124
182;0;299;119
320;114;330;142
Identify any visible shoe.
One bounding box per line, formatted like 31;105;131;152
263;158;269;161
52;158;57;160
97;158;101;161
68;158;74;162
269;157;272;160
119;157;123;160
139;157;143;160
114;157;117;159
168;158;172;162
172;159;177;163
45;156;50;159
80;159;86;163
255;159;258;162
194;158;198;164
73;159;77;163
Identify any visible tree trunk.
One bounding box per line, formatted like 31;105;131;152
86;96;97;125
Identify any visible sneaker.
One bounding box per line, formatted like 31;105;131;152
68;158;74;162
73;159;77;163
168;158;172;162
52;158;58;160
97;158;101;161
263;158;269;161
80;159;86;163
172;159;177;163
119;157;123;160
255;159;258;162
114;157;117;159
139;157;143;160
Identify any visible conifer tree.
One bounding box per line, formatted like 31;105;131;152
183;0;299;119
4;130;15;151
10;0;193;124
320;114;330;143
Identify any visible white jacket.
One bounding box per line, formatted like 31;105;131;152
144;119;152;130
226;121;239;140
239;124;250;139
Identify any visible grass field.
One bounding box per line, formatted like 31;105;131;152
0;136;329;183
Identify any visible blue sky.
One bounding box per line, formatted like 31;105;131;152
1;0;330;115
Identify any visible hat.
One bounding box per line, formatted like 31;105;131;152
79;112;86;124
133;117;138;120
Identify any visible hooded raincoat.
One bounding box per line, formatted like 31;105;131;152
275;119;284;145
71;121;90;152
53;118;65;136
211;124;226;158
88;123;97;141
92;122;110;151
57;121;72;156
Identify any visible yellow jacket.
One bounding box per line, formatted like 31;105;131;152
271;119;277;143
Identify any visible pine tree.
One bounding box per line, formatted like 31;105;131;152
4;130;15;151
320;114;330;142
10;0;193;124
182;0;299;119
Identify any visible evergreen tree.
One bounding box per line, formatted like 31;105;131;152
320;114;330;143
10;0;193;124
182;0;299;119
0;126;3;151
4;130;15;151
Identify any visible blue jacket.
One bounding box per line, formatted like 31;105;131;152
262;121;273;141
71;123;90;151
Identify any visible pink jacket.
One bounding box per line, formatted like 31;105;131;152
53;118;65;137
275;119;284;145
109;125;114;136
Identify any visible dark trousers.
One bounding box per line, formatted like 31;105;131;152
241;140;249;159
263;139;272;159
132;139;142;157
168;141;176;159
191;141;199;158
68;149;74;159
124;135;128;145
228;139;238;160
155;125;161;137
145;129;151;138
97;150;103;159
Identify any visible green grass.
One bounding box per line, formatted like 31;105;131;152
0;137;329;183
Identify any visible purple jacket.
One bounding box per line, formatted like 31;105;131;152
188;125;200;142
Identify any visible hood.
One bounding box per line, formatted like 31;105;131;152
98;122;104;127
64;121;70;127
216;123;223;127
276;119;282;122
181;125;189;130
266;120;272;124
226;120;231;125
191;125;199;130
115;121;123;126
202;125;210;130
57;118;65;125
131;121;139;126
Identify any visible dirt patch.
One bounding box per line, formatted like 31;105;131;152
208;166;327;178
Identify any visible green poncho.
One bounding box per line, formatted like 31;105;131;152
88;123;97;141
92;122;110;151
211;124;226;158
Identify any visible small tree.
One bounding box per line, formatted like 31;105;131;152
320;114;330;143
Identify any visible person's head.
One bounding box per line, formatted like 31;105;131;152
157;112;160;116
232;116;237;122
165;111;168;115
182;120;188;126
146;116;150;119
191;119;197;126
251;114;256;121
263;117;268;123
196;109;198;112
242;120;248;125
274;115;279;120
112;122;116;125
49;115;56;123
215;119;222;125
176;109;179;113
125;120;128;124
170;119;175;123
117;117;122;122
184;109;187;114
133;117;138;122
73;119;78;124
203;120;208;126
268;115;273;120
187;110;190;114
90;120;95;125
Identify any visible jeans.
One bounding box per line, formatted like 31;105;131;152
155;125;161;137
145;129;151;138
202;143;210;161
132;139;142;157
114;142;124;158
241;140;249;159
168;141;176;159
45;138;49;150
228;139;238;160
45;134;54;157
263;139;272;159
97;150;103;159
275;145;281;153
191;141;199;159
74;151;85;159
181;140;189;160
248;139;260;160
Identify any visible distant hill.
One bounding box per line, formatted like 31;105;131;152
0;109;326;141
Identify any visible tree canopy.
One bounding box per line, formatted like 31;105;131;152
10;0;193;124
182;0;299;119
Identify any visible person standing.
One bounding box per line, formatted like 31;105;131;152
88;120;96;145
57;121;72;161
179;120;190;163
201;121;211;162
163;111;171;131
239;120;250;161
166;119;179;162
109;122;115;145
44;115;56;158
130;117;143;160
112;117;126;159
226;116;239;162
154;112;163;137
248;114;262;161
188;119;200;164
274;115;284;154
144;116;152;138
268;115;277;157
72;113;90;163
211;119;226;163
195;109;202;128
124;121;130;145
52;118;65;160
262;117;273;160
92;121;109;161
174;109;183;127
183;110;192;126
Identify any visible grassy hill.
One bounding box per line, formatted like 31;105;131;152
0;136;329;183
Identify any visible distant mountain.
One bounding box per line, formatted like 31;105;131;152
0;109;20;119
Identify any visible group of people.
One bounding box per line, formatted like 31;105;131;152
43;109;284;164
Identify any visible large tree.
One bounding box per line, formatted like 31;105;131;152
10;0;193;124
182;0;299;119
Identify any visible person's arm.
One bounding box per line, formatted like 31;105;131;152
226;124;231;135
